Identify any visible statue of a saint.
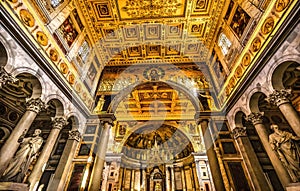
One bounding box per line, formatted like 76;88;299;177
269;124;300;182
199;91;216;111
93;95;105;114
1;129;43;182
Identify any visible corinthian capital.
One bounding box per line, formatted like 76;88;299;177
232;127;247;139
25;98;46;113
246;112;264;125
266;89;291;106
68;129;82;141
0;66;18;89
51;117;68;130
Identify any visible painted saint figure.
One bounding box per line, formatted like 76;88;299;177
1;129;43;182
269;124;300;182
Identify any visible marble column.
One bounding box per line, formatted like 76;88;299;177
28;117;67;191
180;167;186;191
194;158;203;188
165;166;170;191
267;89;300;136
0;98;46;175
246;112;291;187
198;119;225;191
232;127;271;191
170;166;175;191
47;129;82;191
192;164;200;191
131;169;135;191
0;66;18;89
214;147;231;191
118;167;124;191
89;114;115;191
143;168;147;191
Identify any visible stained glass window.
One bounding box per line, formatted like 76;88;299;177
218;33;232;55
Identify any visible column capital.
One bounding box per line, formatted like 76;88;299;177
267;89;292;106
68;129;82;141
25;98;46;113
99;113;116;126
195;118;210;125
232;127;247;139
51;117;68;130
246;112;264;125
0;66;18;89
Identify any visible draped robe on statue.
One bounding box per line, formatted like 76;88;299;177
2;134;43;182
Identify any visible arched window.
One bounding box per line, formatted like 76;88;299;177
218;33;232;55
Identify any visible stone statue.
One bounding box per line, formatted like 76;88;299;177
199;91;216;111
1;129;43;182
93;95;105;114
269;124;300;182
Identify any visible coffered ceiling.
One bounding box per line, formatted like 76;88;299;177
1;0;296;115
78;0;225;65
114;82;197;121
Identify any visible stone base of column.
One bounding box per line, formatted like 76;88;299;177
286;183;300;191
0;182;29;191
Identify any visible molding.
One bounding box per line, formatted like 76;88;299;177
223;1;300;114
0;6;90;118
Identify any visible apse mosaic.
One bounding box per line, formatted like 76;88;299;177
97;64;210;93
121;124;194;161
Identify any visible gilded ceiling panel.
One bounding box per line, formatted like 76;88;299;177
116;0;187;20
78;0;226;66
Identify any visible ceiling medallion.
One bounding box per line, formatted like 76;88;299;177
121;0;182;18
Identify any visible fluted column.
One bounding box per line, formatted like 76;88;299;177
214;147;231;191
0;98;46;175
0;66;18;89
198;119;225;191
28;117;67;191
232;127;271;191
246;112;291;187
89;114;115;191
267;89;300;136
47;129;82;191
